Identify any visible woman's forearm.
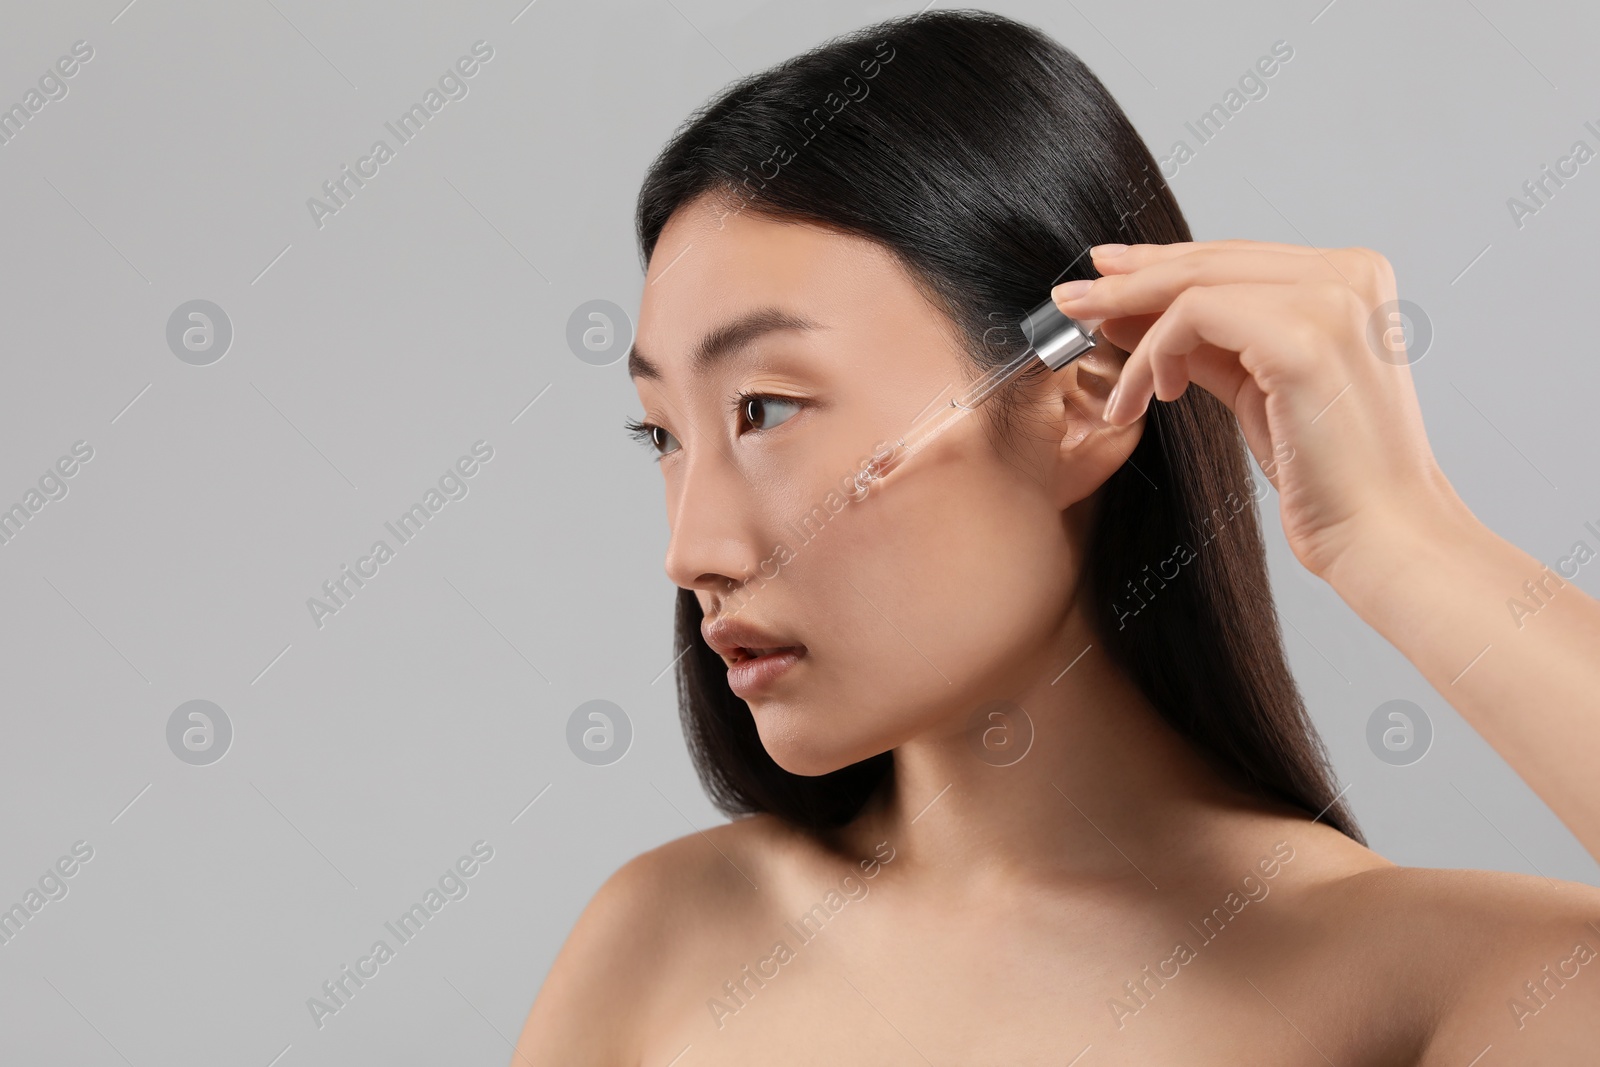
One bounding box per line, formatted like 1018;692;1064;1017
1325;485;1600;861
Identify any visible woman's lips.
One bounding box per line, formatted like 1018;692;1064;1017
726;647;804;697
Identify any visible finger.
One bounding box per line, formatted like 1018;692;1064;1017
1231;373;1282;486
1140;340;1253;421
1057;248;1345;322
1095;312;1159;356
1121;336;1282;480
1106;282;1344;428
1089;239;1336;276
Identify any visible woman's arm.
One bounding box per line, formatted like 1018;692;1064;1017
1052;239;1600;862
1325;482;1600;857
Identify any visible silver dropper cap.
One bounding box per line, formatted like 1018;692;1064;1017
1021;298;1100;371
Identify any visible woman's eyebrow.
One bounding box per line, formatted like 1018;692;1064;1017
628;306;821;381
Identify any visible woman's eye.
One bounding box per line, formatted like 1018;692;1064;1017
649;425;681;456
741;394;802;433
625;417;680;458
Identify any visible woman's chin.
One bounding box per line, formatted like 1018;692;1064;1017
754;724;876;778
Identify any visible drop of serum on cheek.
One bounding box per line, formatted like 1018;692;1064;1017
849;446;898;497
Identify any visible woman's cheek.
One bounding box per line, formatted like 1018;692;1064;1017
751;486;1067;770
811;466;999;679
872;460;1073;681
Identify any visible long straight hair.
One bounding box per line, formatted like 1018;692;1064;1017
633;8;1362;842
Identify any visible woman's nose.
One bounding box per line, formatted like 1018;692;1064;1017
661;447;760;596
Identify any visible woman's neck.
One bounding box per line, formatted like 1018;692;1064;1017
842;626;1259;898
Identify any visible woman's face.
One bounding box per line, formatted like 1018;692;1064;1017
630;193;1128;776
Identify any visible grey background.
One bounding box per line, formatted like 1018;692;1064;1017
1;0;1595;1062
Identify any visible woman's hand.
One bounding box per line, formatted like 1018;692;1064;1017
1054;239;1600;871
1052;239;1464;583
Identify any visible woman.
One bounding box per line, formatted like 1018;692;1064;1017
517;9;1600;1063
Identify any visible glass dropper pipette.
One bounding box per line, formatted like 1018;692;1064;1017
856;298;1102;489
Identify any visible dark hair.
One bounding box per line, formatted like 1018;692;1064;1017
634;8;1362;843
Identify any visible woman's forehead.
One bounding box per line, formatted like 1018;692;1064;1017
635;206;926;378
647;201;894;297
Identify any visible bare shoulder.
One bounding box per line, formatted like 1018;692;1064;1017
1307;859;1600;977
1191;814;1600;1061
1306;858;1600;1063
512;812;803;1064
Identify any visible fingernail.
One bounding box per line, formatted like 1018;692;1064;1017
1053;278;1095;302
1092;243;1128;258
1103;381;1122;421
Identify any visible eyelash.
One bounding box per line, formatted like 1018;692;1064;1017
622;416;668;461
624;390;801;462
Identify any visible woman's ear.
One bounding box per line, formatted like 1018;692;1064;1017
1045;333;1145;510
